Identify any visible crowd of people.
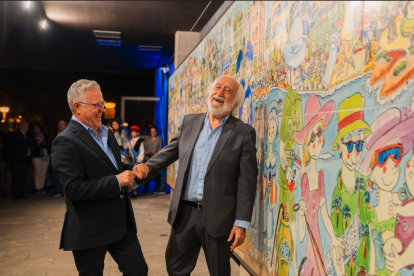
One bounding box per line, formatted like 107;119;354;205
0;117;165;201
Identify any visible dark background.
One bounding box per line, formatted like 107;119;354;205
0;1;224;136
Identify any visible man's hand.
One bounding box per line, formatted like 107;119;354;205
227;226;246;252
134;163;149;179
117;171;137;187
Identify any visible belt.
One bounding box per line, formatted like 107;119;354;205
181;200;203;210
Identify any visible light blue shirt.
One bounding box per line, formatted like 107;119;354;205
182;113;249;229
71;116;132;190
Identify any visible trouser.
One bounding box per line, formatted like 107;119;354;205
32;157;50;190
11;161;28;199
166;203;233;276
0;160;10;194
72;215;148;276
388;16;396;39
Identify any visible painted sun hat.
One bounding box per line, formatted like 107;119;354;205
332;93;372;150
294;94;335;145
360;107;414;176
284;17;307;69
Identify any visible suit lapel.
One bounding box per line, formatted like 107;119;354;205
108;132;123;170
205;115;237;175
184;114;206;157
69;120;118;171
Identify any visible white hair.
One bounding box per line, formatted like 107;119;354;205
207;76;245;116
67;79;101;114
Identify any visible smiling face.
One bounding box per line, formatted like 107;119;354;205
58;120;67;132
338;129;366;171
406;1;414;20
112;121;119;130
287;66;301;90
74;89;104;130
207;76;238;118
405;153;414;196
369;140;401;192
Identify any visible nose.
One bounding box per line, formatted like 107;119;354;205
351;148;357;165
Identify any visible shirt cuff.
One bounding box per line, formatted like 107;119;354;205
115;176;121;191
234;220;250;230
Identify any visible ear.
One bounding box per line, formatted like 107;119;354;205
73;102;81;115
337;140;343;154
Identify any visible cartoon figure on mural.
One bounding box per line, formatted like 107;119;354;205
277;16;306;275
329;93;373;276
264;100;279;274
295;95;341;276
360;107;414;276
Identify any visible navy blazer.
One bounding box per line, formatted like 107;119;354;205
51;119;137;251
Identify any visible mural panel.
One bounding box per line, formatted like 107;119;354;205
168;1;414;275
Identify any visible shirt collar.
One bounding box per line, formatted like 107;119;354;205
205;111;230;126
71;115;107;134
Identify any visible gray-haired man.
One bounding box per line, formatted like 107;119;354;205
52;79;149;276
135;76;257;276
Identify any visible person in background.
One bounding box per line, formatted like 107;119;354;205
49;120;67;197
142;126;162;194
128;125;144;163
30;123;51;196
128;125;145;196
0;122;12;198
11;121;33;201
112;118;128;151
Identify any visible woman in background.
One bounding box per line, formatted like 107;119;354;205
30;123;50;196
112;118;128;151
142;126;162;193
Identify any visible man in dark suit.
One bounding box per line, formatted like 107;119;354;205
51;79;149;276
11;121;33;201
134;76;257;276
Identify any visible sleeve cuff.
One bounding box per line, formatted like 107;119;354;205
234;219;250;230
115;175;121;191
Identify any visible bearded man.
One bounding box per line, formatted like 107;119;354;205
133;76;257;276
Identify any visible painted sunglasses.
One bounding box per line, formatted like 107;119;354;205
308;126;323;146
373;144;403;168
343;140;364;153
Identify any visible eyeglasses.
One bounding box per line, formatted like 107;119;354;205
373;144;403;168
79;101;106;109
343;140;364;153
307;126;322;146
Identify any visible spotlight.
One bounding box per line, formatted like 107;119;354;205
41;20;47;29
25;1;31;8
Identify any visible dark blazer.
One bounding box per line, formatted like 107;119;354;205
132;138;144;153
51;119;137;251
11;130;33;163
30;132;51;158
135;113;257;237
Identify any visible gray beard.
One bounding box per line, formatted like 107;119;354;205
207;98;233;118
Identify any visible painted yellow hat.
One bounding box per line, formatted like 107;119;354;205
332;93;372;150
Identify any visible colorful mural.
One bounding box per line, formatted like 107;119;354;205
168;2;414;276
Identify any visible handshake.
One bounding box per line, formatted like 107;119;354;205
117;164;149;187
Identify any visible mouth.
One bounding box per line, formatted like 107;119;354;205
212;97;224;104
95;114;102;119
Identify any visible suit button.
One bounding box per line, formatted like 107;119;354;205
120;195;124;199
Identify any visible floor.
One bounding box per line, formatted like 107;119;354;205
0;193;240;276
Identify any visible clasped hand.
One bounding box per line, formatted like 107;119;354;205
118;164;149;187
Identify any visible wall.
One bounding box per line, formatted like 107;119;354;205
168;2;414;276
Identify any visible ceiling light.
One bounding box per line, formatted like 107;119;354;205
138;45;162;51
41;20;47;29
93;30;121;39
96;40;121;46
25;1;31;8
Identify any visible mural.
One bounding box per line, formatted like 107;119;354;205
168;1;414;276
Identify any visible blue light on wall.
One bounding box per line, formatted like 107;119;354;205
96;40;122;46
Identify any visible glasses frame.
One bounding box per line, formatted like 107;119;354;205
307;126;323;146
343;140;365;153
373;144;403;169
79;101;106;109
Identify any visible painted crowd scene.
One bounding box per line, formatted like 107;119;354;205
168;1;414;276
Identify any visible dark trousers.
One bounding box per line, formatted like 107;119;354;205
166;203;233;276
11;161;28;199
72;215;148;276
